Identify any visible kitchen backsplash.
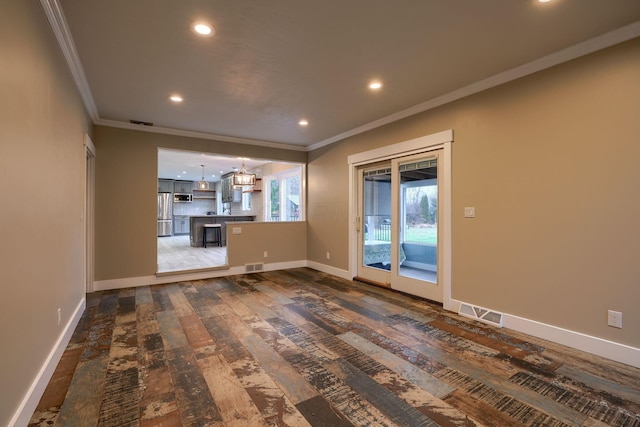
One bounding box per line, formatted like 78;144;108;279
227;191;263;219
173;199;216;216
171;193;263;218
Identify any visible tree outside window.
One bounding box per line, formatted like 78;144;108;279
265;167;303;222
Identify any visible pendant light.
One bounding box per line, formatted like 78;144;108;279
232;160;256;187
198;165;209;190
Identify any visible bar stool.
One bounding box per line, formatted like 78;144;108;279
202;223;222;247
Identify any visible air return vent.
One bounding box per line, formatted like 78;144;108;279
129;119;153;126
245;262;264;273
458;302;504;327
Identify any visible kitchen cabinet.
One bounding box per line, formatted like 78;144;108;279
193;188;216;200
174;216;190;235
221;174;234;202
189;215;255;247
174;180;193;193
158;179;174;193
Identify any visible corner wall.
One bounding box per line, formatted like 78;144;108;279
0;2;91;425
307;38;640;350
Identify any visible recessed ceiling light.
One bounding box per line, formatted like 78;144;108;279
193;22;215;37
298;119;309;126
169;95;183;103
369;81;383;90
538;0;552;2
182;171;187;174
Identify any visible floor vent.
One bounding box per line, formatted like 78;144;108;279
245;262;264;273
458;302;504;328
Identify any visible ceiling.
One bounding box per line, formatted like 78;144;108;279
52;1;640;150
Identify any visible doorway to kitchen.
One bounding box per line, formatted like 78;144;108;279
156;148;306;274
349;130;453;306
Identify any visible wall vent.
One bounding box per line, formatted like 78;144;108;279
458;302;504;328
245;262;264;273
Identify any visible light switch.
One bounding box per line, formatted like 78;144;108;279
232;227;242;234
464;207;476;218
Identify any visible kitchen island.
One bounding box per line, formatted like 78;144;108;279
189;215;255;247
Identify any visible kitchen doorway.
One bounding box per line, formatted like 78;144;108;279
156;148;305;274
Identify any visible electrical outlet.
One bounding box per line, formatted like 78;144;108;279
326;252;330;260
263;251;268;258
232;227;242;234
57;308;61;326
607;310;622;329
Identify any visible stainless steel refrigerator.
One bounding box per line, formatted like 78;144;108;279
157;192;173;236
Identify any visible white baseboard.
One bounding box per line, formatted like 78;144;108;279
94;269;243;291
93;260;309;291
306;260;352;280
260;260;308;272
9;297;86;427
449;299;640;369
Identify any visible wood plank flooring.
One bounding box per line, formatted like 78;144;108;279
29;268;640;426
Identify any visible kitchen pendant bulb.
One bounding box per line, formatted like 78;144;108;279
198;164;209;190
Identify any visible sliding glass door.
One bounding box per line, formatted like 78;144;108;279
357;151;443;302
357;164;393;286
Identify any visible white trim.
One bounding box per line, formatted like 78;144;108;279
348;130;453;307
94;260;307;291
9;298;86;427
39;0;98;121
306;261;352;281
450;299;640;369
440;141;453;311
347;130;453;166
308;21;640;151
83;133;96;156
95;119;307;152
83;134;95;294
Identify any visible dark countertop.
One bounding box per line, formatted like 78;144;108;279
189;215;255;219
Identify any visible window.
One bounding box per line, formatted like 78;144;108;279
241;186;252;211
264;166;304;221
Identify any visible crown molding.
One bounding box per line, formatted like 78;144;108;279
95;119;308;152
307;20;640;152
40;0;99;121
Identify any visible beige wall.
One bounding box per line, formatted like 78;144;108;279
227;221;307;266
308;38;640;348
3;6;637;424
93;126;307;281
0;2;92;425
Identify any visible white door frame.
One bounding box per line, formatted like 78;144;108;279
83;134;96;293
348;129;454;310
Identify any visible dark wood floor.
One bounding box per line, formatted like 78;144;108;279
30;268;640;426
